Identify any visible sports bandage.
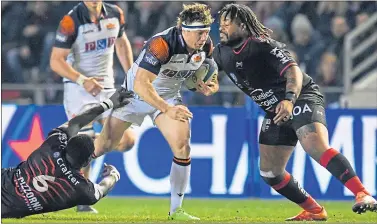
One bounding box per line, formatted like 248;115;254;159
260;170;277;178
100;99;114;110
181;22;211;31
76;74;86;87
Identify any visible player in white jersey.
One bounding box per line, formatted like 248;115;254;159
93;3;219;221
50;1;134;213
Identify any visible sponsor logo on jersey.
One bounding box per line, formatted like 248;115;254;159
56;33;67;42
15;169;43;212
236;62;243;69
170;59;184;64
270;47;291;64
85;37;116;52
161;69;196;79
250;89;278;110
83;29;95;34
144;53;159;66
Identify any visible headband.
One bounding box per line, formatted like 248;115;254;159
181;22;211;31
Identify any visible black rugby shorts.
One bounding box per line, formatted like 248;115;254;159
259;101;327;146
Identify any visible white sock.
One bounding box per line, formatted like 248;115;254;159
169;157;191;215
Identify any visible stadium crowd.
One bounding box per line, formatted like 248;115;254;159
2;1;376;107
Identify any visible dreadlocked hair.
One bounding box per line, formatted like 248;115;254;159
177;3;214;27
219;4;272;38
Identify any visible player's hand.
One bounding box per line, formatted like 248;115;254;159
102;163;120;182
273;100;293;126
196;80;216;96
83;77;104;97
165;105;193;122
109;88;134;109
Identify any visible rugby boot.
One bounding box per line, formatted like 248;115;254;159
352;191;377;214
168;207;200;221
77;205;98;213
286;206;328;221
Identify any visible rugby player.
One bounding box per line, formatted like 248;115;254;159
1;89;133;219
94;3;219;221
50;1;135;213
213;3;377;221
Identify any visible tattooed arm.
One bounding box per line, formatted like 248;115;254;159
273;65;302;125
284;65;303;103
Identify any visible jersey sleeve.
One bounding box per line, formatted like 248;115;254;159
262;42;298;77
203;37;214;58
138;37;170;75
212;45;223;72
54;15;77;49
114;5;126;38
79;181;103;205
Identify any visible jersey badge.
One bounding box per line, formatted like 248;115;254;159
236;61;243;69
106;23;116;30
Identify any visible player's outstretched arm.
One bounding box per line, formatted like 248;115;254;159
62;89;134;137
94;163;120;199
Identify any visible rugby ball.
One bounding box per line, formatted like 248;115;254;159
184;58;218;91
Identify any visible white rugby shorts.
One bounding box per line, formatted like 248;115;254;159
63;82;115;120
110;96;183;126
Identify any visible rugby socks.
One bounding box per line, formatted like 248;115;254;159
319;148;369;196
262;172;322;213
169;157;191;215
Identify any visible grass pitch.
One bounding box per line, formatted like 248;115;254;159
2;197;376;223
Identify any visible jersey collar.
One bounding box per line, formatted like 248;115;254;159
80;2;108;24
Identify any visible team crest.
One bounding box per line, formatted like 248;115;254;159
192;54;202;62
106;23;116;30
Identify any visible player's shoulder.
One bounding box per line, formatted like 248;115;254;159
143;27;180;62
46;127;70;143
213;42;232;59
57;2;89;34
250;36;288;52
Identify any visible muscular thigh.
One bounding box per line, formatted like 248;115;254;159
155;113;191;157
259;113;298;146
99;116;132;144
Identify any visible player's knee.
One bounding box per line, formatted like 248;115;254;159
172;141;191;159
115;136;135;152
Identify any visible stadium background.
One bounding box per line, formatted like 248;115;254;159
1;0;377;202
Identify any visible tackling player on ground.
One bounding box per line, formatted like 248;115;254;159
213;3;377;221
1;89;133;219
93;3;219;221
50;1;135;213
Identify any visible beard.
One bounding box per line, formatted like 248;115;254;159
220;32;247;48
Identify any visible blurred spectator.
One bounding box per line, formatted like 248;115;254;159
127;2;169;39
326;16;349;75
291;14;325;78
316;52;342;107
264;16;291;49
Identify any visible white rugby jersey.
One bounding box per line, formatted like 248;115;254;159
54;2;125;88
123;27;213;100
